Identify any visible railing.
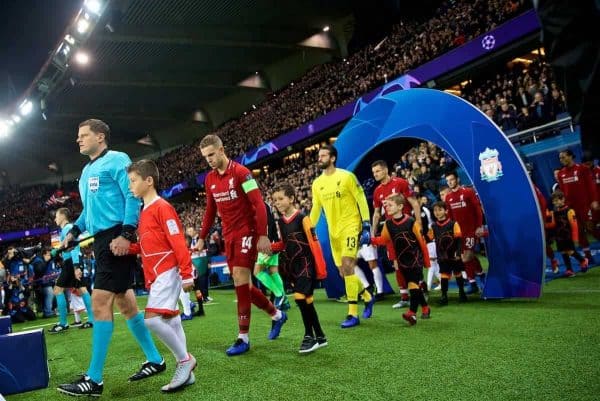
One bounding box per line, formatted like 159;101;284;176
507;116;574;144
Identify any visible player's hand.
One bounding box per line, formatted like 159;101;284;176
475;226;485;237
62;232;74;249
592;201;600;211
110;236;131;256
257;235;272;255
359;221;371;246
182;282;194;292
74;267;82;280
192;238;205;252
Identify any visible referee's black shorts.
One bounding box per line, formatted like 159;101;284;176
56;258;81;289
93;225;135;294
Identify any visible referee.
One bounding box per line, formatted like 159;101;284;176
57;119;165;397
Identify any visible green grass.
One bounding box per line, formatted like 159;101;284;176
7;268;600;401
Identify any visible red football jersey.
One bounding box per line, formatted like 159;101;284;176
534;184;548;216
558;163;598;214
593;166;600;199
133;197;193;289
373;176;413;217
444;186;483;233
200;160;267;239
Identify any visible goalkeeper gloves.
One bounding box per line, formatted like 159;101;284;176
359;221;371;246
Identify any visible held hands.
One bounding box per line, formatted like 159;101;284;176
110;236;131;256
359;221;371;246
182;281;194;292
257;235;272;255
191;238;205;252
74;266;82;280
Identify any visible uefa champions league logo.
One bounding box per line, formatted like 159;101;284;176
479;147;503;182
481;35;495;50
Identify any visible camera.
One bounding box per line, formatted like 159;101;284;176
12;244;43;259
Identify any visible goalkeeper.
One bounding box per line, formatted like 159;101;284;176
309;145;375;329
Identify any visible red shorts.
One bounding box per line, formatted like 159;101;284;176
462;231;476;252
225;233;258;269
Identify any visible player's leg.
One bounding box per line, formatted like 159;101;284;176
269;265;288;309
462;243;480;294
77;286;94;327
438;261;451;306
576;208;593;261
561;251;575;277
143;269;195;392
52;258;77;332
388;242;409;308
254;260;278;294
426;242;441;290
179;288;193;320
570;249;589;272
356;245;377;309
50;285;69;333
58;228;127;395
454;261;468;302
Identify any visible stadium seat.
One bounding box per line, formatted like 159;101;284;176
0;329;49;395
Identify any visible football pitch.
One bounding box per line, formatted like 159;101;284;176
8;269;600;401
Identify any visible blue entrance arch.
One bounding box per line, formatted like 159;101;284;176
316;89;544;299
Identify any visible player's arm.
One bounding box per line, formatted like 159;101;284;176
407;196;422;228
114;156;141;240
160;205;194;284
413;222;430;268
309;180;322;226
199;179;217;241
545;211;556;229
349;173;370;222
567;209;580;243
371;224;391;248
372;206;382;236
240;174;267;238
582;166;600;206
468;188;484;229
453;222;463;258
302;216;328;279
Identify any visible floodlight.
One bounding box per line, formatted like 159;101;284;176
19;100;33;116
84;0;102;15
74;51;90;65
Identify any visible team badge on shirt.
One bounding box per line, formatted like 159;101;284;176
479;147;503;182
88;176;100;192
166;219;180;235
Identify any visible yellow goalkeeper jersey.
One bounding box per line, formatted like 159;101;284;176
310;168;370;238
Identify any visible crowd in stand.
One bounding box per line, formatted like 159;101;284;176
461;60;567;132
0;0;568;239
156;0;530;189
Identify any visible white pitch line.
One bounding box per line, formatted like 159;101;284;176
14;304;220;332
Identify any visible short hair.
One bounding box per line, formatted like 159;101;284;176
386;193;405;206
79;119;110;144
127;159;160;188
320;145;338;165
273;183;296;199
199;134;223;149
56;207;70;220
432;201;448;211
551;190;565;201
559;149;574;158
42;247;52;256
445;171;458;179
371;160;388;169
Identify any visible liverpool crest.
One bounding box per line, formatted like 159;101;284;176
479;147;503;182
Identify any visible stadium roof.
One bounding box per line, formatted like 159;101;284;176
0;0;357;184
